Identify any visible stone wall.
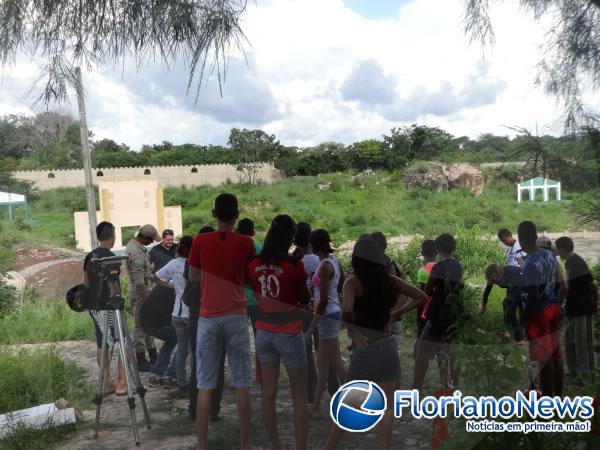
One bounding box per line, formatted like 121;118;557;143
12;162;282;191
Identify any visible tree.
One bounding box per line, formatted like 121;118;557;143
0;0;249;104
464;0;600;128
383;124;455;166
228;128;284;183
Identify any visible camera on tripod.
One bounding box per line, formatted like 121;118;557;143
89;255;129;311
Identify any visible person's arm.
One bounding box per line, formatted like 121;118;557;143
128;251;149;299
480;283;494;315
315;261;333;315
590;280;599;315
557;264;567;303
188;265;201;283
296;263;311;306
187;238;201;282
337;259;345;295
390;277;428;320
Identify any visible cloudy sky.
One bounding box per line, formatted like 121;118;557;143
0;0;586;150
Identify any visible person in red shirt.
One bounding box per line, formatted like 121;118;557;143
247;214;311;450
187;193;259;450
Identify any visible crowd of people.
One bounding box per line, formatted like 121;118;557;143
82;193;599;450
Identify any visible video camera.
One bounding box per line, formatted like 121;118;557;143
89;255;129;310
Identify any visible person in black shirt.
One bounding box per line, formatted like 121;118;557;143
480;264;525;342
413;233;464;391
320;237;426;450
149;229;177;272
555;236;599;380
83;221;126;396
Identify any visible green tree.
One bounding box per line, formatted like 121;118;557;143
349;139;386;170
464;0;600;128
228;128;284;183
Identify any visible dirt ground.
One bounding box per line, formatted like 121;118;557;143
33;338;433;450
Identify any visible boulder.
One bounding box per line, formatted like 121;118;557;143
403;161;485;196
445;163;486;195
402;161;449;192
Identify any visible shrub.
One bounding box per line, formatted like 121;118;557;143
0;348;93;414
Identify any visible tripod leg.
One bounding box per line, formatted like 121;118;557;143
115;310;141;446
121;313;151;430
93;312;109;439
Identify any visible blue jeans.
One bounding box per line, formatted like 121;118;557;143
255;330;307;368
147;325;176;377
172;316;190;387
196;314;252;390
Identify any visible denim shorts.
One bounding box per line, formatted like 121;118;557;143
346;336;400;383
255;330;308;369
317;311;342;340
196;314;252;390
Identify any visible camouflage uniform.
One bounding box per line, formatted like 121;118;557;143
126;238;156;353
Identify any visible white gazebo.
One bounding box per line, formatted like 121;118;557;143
517;177;561;203
0;191;29;222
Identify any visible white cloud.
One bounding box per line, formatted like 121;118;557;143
0;0;594;149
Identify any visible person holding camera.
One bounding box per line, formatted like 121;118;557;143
83;221;126;396
127;224;161;372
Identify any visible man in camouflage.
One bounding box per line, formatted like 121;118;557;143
127;224;161;372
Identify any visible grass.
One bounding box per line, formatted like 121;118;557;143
0;172;580;250
0;348;94;450
0;296;95;345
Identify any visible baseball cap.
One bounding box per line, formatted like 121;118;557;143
138;224;161;242
352;236;387;266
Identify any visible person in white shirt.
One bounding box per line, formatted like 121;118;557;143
154;235;194;393
498;229;526;267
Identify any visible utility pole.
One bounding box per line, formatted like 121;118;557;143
75;67;98;250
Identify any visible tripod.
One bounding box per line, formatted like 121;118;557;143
92;258;151;446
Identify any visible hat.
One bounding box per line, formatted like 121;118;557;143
138;224;161;242
309;229;334;254
536;236;556;253
352;236;387;266
65;284;87;312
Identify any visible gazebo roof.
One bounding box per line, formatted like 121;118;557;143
518;177;559;187
0;191;26;206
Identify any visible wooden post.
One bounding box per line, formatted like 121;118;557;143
75;67;98;250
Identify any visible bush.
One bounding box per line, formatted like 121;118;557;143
0;348;94;414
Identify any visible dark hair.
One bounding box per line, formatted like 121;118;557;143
371;231;387;251
497;229;512;240
259;215;297;264
176;235;194;258
214;193;238;221
555;236;574;253
421;239;437;259
293;222;311;248
237;218;255;236
435;233;456;254
198;225;215;234
309;229;334;254
517;221;537;246
96;221;115;241
485;264;501;281
351;255;396;329
162;229;174;238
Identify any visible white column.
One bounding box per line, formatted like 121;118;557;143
543;178;549;202
518;186;522;203
557;182;561;201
